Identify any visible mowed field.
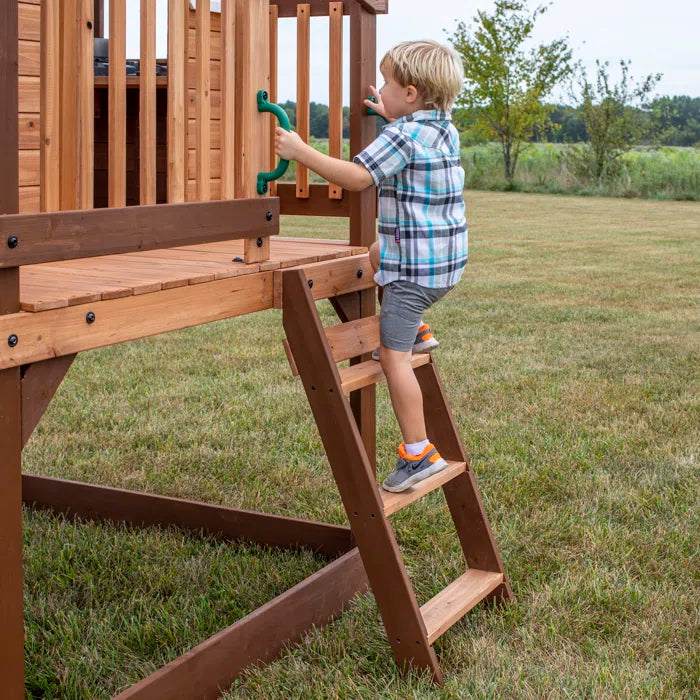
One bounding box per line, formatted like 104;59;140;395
22;192;699;698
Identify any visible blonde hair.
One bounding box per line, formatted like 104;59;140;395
380;40;464;112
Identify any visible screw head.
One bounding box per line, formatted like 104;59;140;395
86;311;95;324
266;211;273;222
357;269;363;278
307;279;313;289
256;237;263;247
8;334;18;348
7;235;18;249
233;256;244;263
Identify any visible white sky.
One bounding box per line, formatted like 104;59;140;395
117;0;700;105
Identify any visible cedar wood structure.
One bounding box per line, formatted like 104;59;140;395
0;0;512;696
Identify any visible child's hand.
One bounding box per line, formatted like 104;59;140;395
364;86;391;121
275;127;304;161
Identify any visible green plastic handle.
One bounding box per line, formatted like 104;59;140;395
257;90;290;195
366;95;387;121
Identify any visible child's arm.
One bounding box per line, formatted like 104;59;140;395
275;128;373;192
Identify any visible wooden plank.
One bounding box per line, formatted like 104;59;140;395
196;0;211;200
268;3;278;196
108;0;126;207
0;197;279;267
235;0;271;263
328;2;343;199
338;354;430;394
324;315;379;363
282;269;443;683
18;2;41;41
18;185;40;213
0;1;24;694
421;570;504;644
381;461;466;517
296;4;310;198
18;113;40;148
274;0;387;17
18;74;40;111
40;0;60;211
168;0;187;202
220;0;235;199
18;149;40;186
115;548;367;699
0;272;274;370
140;0;157;204
277;182;350;217
273;254;373;308
79;0;94;209
18;38;40;76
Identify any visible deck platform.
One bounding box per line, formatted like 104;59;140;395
19;237;367;312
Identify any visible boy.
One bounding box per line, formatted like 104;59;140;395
275;40;467;493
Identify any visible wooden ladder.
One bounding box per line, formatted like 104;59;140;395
281;269;512;684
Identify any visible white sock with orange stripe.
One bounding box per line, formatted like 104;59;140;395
405;439;430;456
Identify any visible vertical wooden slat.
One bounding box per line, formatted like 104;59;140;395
221;0;236;199
109;0;126;206
235;0;270;263
196;0;211;201
167;0;187;202
79;0;94;208
296;3;310;198
41;0;61;212
328;1;343;199
0;1;24;694
140;0;157;204
268;3;278;196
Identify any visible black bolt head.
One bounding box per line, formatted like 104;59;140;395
256;237;263;247
7;235;18;249
357;269;363;278
233;256;244;263
8;334;18;348
86;311;95;324
307;279;313;288
266;211;273;221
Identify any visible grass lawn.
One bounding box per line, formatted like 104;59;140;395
22;191;699;698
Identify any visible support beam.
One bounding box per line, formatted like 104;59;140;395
22;475;355;557
114;548;368;699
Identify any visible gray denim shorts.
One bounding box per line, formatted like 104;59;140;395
380;280;453;352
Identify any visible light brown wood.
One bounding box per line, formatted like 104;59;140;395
235;0;270;263
19;114;40;149
108;0;126;207
296;4;310;199
324;315;379;363
338;354;430;394
328;2;343;200
19;150;40;186
1;273;274;370
420;569;504;644
268;3;278;196
140;0;157;204
40;1;60;212
17;75;40;111
168;0;187;202
18;2;41;41
221;0;236;199
381;461;467;517
18;38;40;76
196;0;211;200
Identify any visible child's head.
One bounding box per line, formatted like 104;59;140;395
379;40;464;113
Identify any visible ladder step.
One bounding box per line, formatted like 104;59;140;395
338;354;431;394
381;460;466;516
421;569;504;644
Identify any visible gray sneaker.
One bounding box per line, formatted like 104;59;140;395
371;324;439;361
381;443;448;493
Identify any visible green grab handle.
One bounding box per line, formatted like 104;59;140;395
256;90;290;195
366;95;387;121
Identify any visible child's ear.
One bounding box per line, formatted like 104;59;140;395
406;85;419;103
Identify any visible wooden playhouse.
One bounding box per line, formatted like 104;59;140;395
0;0;512;696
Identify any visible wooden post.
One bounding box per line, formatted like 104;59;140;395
296;4;310;199
168;0;187;203
268;3;278;196
235;0;271;263
0;1;24;694
109;0;127;206
328;1;343;200
140;0;157;205
221;0;236;199
41;0;61;212
348;2;377;467
196;0;211;201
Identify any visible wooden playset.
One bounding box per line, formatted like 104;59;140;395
0;0;512;696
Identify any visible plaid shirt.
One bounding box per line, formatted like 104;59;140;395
353;110;468;288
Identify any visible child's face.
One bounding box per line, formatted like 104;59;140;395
378;66;423;119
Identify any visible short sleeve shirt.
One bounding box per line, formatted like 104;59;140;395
353;110;468;289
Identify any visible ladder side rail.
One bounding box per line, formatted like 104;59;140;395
282;269;443;683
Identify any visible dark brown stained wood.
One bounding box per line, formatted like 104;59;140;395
282;269;443;683
324;315;379;362
415;361;513;601
349;2;377;247
22;474;355;557
114;548;368;699
0;197;280;267
274;0;387;16
20;355;76;446
329;290;361;323
0;2;24;694
277;182;350;217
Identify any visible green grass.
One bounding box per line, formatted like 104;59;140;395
22;192;699;697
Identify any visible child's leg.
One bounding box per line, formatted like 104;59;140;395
379;347;426;443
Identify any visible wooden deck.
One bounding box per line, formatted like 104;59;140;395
20;238;367;312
